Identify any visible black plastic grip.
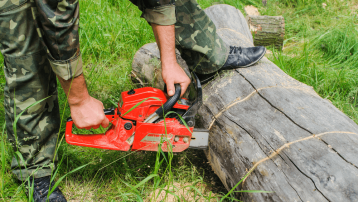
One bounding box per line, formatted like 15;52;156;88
155;84;181;117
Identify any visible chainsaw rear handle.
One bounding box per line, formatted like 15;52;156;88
66;107;115;122
66;108;118;138
66;108;116;136
156;84;181;118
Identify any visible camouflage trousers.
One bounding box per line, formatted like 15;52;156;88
0;2;60;180
174;0;228;74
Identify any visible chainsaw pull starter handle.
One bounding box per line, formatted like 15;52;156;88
156;84;181;117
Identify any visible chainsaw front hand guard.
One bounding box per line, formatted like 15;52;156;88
180;72;202;127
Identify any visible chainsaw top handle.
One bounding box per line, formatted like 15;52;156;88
155;84;181;118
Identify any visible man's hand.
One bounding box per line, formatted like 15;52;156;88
162;62;191;96
69;96;109;129
151;23;190;97
57;74;109;129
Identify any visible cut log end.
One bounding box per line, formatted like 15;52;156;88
248;15;285;50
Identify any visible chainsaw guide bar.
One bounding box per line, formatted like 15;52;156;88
65;73;209;152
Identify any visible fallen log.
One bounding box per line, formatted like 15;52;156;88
132;4;358;201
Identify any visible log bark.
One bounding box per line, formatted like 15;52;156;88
132;4;358;202
247;15;285;50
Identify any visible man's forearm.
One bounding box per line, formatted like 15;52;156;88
151;23;191;96
57;74;90;106
57;74;109;129
151;24;177;66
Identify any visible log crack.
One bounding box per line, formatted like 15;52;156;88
235;70;314;135
275;159;305;202
285;155;331;202
234;69;358;169
208;84;316;130
224;114;264;150
260;134;306;202
242;131;358;185
315;137;358;170
262;137;316;202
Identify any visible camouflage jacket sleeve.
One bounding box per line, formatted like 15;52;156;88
32;0;82;80
129;0;176;26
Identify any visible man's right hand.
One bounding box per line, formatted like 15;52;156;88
162;62;191;97
151;24;191;97
69;96;109;129
57;74;109;130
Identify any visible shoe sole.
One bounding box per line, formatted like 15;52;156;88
238;47;267;68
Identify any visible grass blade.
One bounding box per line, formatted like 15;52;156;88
1;123;6;196
49;163;90;196
131;174;158;191
121;97;161;117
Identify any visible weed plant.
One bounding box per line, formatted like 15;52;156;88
0;0;357;201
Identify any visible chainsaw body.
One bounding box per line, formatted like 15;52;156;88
65;73;208;152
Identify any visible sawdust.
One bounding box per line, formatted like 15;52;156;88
146;182;218;202
244;5;260;16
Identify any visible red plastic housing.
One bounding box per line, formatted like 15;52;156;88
120;87;189;122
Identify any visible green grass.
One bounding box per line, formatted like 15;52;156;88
1;0;358;201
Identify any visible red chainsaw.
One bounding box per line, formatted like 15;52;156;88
65;73;209;152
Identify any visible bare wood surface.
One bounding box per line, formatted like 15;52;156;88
132;4;358;201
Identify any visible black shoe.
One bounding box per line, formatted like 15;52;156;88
221;46;266;69
24;176;67;202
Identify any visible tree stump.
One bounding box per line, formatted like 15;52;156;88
132;4;358;201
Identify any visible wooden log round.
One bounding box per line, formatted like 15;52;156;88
247;15;285;50
132;4;358;201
